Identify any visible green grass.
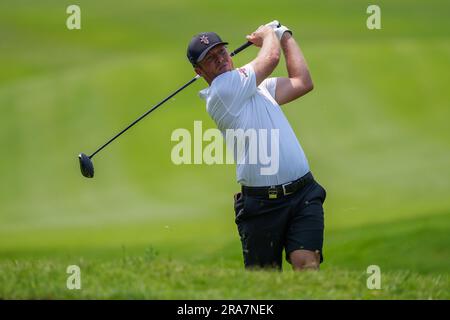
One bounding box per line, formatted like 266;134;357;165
0;0;449;299
1;256;448;299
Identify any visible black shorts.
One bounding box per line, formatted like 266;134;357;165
233;175;326;270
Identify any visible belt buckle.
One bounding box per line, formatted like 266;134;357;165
268;186;278;199
282;182;294;196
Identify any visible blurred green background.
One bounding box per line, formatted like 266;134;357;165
0;0;449;298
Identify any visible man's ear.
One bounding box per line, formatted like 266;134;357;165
194;66;203;77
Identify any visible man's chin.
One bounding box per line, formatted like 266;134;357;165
217;66;232;75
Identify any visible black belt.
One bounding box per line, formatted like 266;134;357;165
241;172;314;199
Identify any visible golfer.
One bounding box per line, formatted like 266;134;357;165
187;22;327;271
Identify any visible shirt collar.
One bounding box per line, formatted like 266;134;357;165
199;88;209;100
198;70;231;100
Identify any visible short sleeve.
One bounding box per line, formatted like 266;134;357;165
210;64;256;115
259;77;277;99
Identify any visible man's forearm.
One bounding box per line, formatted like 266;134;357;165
250;29;280;85
258;31;280;66
280;33;312;86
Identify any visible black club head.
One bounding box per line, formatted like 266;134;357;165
78;153;94;178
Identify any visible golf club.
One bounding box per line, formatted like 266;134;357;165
78;40;253;178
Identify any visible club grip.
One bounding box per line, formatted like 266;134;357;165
230;41;253;57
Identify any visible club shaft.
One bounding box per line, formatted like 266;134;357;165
89;41;253;159
230;41;252;57
89;75;200;159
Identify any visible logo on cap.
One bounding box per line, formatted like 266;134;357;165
199;35;209;45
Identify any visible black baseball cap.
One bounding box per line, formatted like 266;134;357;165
187;32;228;66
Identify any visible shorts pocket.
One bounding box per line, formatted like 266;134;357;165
234;192;244;224
315;182;327;203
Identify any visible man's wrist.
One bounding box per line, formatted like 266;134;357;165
262;29;278;42
281;31;292;42
280;32;293;49
265;29;277;37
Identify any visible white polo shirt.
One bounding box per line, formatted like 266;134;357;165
199;64;310;187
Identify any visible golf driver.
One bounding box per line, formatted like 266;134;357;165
78;40;253;178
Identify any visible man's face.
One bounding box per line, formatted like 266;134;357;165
195;45;233;84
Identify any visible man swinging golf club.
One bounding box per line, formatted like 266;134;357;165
187;21;327;271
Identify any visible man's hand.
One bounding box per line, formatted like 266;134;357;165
265;20;281;29
275;25;292;41
246;25;276;48
264;20;292;41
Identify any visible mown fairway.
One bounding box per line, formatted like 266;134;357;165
0;0;449;299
